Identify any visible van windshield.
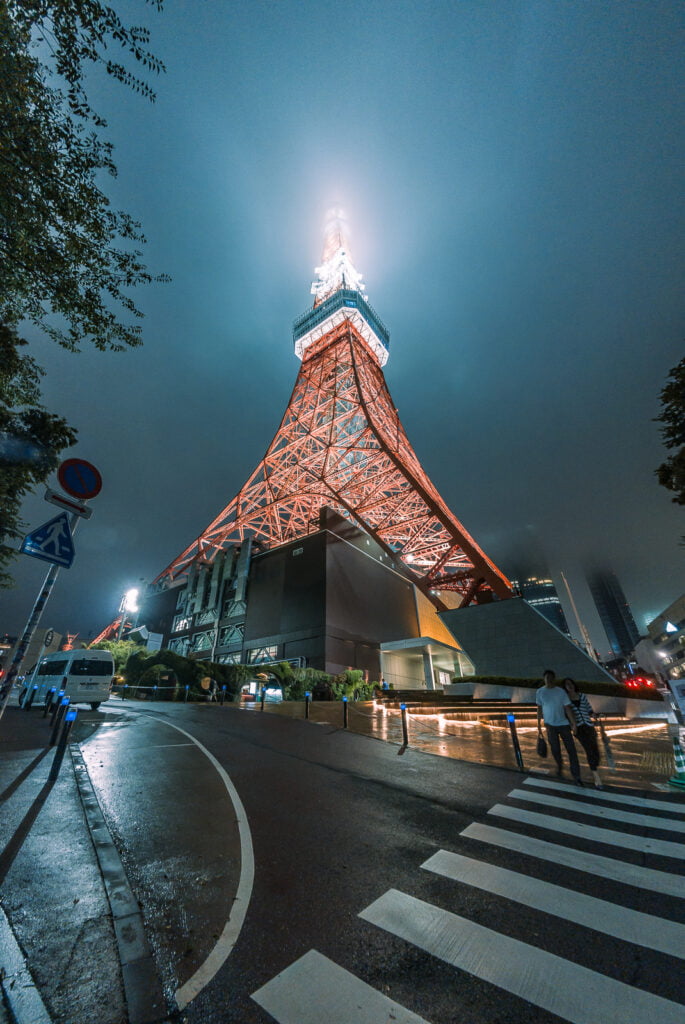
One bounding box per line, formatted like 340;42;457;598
69;659;113;677
38;660;68;676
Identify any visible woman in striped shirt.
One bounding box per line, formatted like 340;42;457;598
563;678;603;789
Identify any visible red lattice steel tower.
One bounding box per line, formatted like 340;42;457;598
156;211;512;605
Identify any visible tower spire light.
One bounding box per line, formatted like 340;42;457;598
311;207;367;306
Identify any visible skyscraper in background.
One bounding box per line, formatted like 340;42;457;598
510;574;569;634
586;568;640;658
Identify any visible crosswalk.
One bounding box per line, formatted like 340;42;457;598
251;777;685;1024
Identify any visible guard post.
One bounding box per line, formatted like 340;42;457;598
49;709;77;781
400;702;409;748
50;697;70;747
305;691;311;719
342;695;348;729
23;685;39;711
50;690;65;726
507;713;525;772
42;687;56;717
184;684;189;703
221;685;226;705
260;686;266;712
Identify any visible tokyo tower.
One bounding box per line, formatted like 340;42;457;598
155;211;512;606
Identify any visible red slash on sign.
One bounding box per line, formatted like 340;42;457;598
57;459;102;500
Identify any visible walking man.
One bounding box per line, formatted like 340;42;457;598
536;669;582;784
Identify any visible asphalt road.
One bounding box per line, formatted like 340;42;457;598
78;700;685;1024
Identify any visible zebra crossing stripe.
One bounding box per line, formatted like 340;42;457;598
251;949;431;1024
524;777;685;814
461;822;685;898
488;804;685;860
421;849;685;958
508;787;685;834
360;890;685;1024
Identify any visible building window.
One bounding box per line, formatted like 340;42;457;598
190;631;214;652
172;615;191;634
246;645;278;664
169;637;190;657
219;623;244;646
218;652;242;664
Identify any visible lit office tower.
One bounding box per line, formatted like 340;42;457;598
511;575;569;634
586;569;640;658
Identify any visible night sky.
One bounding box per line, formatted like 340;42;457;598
2;0;684;655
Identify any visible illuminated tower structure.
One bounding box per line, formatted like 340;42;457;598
155;211;512;606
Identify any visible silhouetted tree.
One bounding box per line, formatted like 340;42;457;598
655;354;685;506
0;1;166;584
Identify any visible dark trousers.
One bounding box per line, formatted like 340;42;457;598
546;724;580;779
575;723;600;770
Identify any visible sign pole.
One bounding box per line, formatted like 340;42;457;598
0;514;80;726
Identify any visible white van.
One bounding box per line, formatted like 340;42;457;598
22;649;115;710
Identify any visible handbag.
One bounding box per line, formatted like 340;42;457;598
536;734;548;758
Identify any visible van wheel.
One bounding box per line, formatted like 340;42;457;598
90;702;101;711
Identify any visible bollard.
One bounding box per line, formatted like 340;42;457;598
123;684;128;700
49;709;77;781
507;713;525;772
400;703;409;748
49;698;70;747
342;695;348;729
221;685;226;706
304;691;311;719
42;687;56;718
153;684;158;700
50;690;65;727
184;684;189;703
260;686;266;712
24;685;39;711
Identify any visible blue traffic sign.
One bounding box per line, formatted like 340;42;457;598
57;459;102;500
21;512;75;568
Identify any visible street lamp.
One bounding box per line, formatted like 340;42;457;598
117;587;140;642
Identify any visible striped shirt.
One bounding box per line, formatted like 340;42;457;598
569;692;595;726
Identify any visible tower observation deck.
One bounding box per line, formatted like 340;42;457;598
155;210;512;606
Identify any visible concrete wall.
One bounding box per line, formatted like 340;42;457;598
440;597;617;684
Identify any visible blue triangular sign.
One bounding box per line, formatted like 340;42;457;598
21;512;75;568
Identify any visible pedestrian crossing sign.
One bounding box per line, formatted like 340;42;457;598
21;512;75;568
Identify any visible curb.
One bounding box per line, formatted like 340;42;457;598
0;904;51;1024
69;745;167;1024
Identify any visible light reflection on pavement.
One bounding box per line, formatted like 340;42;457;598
241;700;675;790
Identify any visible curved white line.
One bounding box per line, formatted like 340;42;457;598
137;713;255;1010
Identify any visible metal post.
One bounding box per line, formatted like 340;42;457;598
507;713;525;772
260;687;266;712
123;684;128;699
305;691;311;719
50;690;65;726
0;514;79;726
50;698;70;747
42;688;56;717
221;685;226;705
342;695;348;728
24;685;39;710
400;703;409;747
184;684;189;703
49;709;77;781
153;684;158;700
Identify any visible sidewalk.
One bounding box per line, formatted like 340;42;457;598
0;705;126;1024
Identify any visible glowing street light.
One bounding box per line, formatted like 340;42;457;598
117;587;140;641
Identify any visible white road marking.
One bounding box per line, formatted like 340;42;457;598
461;822;685;898
360;889;685;1024
251;949;431;1024
488;804;685;859
422;849;685;958
524;777;685;813
134;714;255;1011
509;787;685;834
